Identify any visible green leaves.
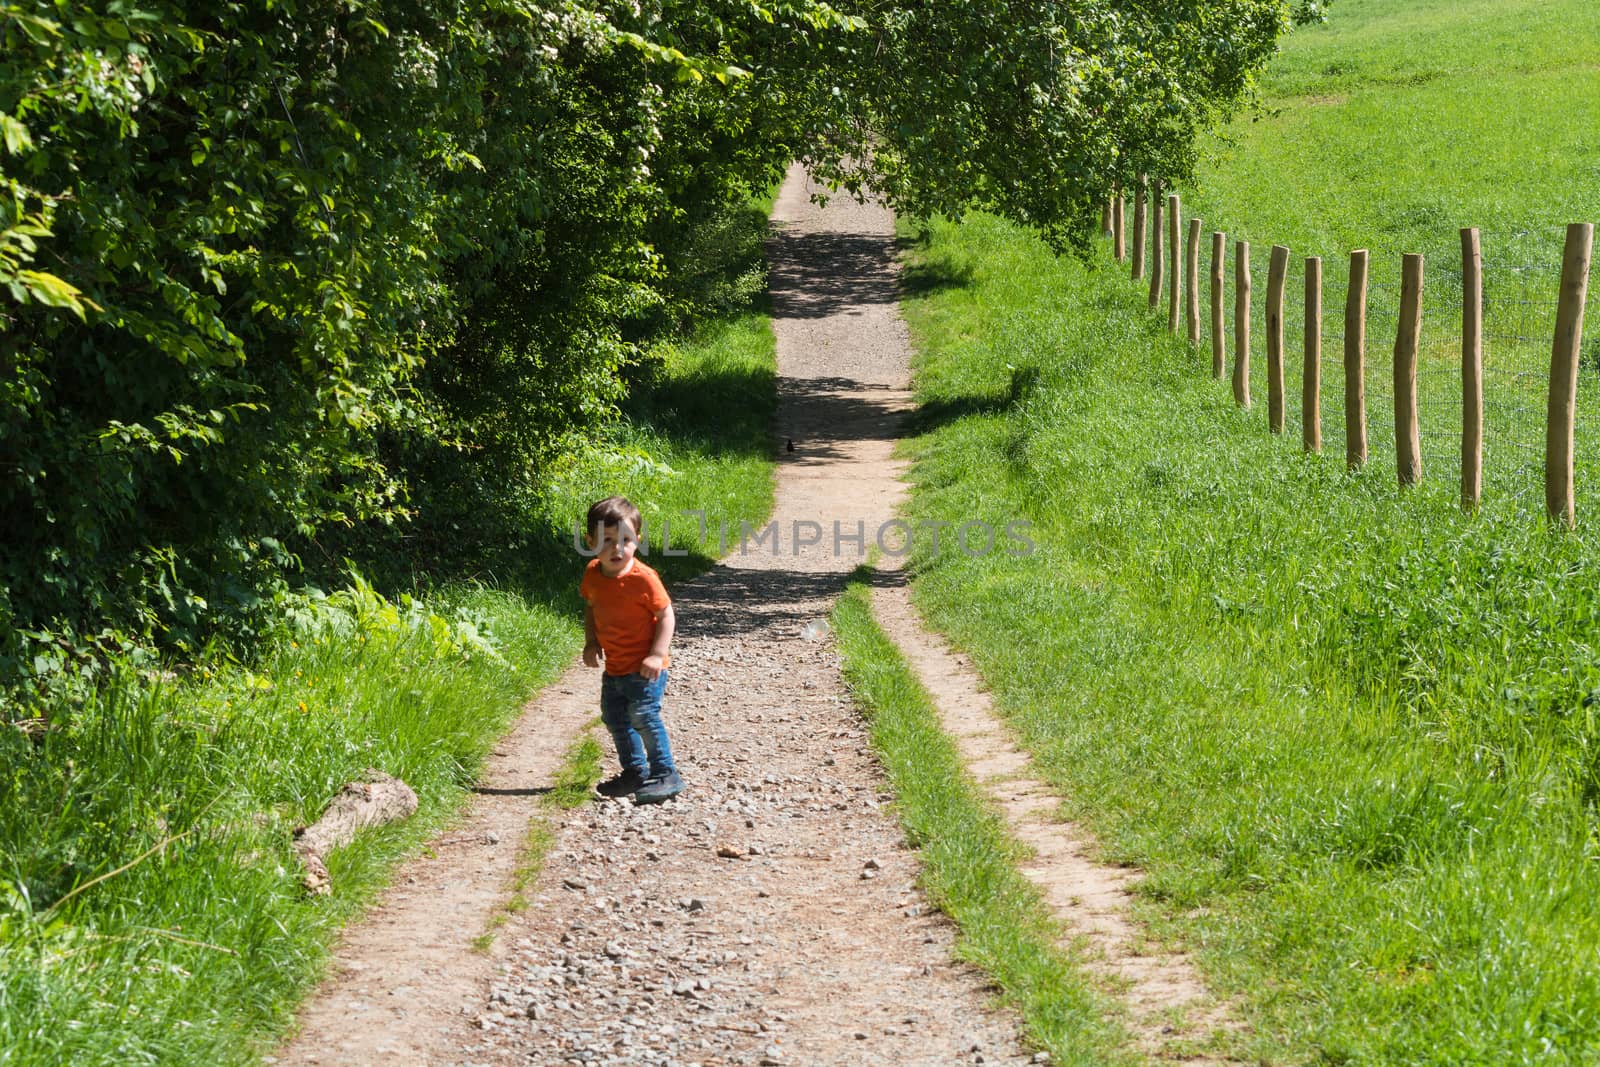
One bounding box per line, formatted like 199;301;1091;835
10;269;91;319
828;0;1292;250
0;114;32;155
0;0;1293;702
614;30;754;83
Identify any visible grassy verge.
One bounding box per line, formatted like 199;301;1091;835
899;205;1600;1062
831;573;1128;1066
0;582;575;1066
0;204;778;1064
894;7;1600;1058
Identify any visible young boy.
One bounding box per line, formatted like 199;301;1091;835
579;496;685;804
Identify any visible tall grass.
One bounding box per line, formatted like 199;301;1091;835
0;582;568;1064
0;212;777;1064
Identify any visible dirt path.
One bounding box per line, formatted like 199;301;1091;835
277;165;1037;1067
449;167;1038;1067
277;162;1235;1067
272;675;597;1065
870;583;1241;1063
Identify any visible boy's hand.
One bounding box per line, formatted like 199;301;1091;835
639;653;664;680
582;642;603;669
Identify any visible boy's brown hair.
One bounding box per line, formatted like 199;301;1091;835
586;496;642;541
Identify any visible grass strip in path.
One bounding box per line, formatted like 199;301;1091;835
833;571;1127;1067
477;729;604;951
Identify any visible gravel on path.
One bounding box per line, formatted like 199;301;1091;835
459;166;1037;1067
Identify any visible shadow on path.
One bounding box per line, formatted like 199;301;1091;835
766;230;903;320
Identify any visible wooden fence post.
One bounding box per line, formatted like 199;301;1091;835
1546;222;1595;527
1345;250;1369;469
1461;228;1483;511
1113;188;1126;262
1148;180;1165;309
1187;219;1203;346
1394;253;1425;486
1267;244;1290;433
1101;199;1112;236
1211;232;1226;378
1131;177;1147;280
1167;194;1182;332
1304;256;1323;453
1234;240;1252;408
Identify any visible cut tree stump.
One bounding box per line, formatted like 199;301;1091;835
294;770;419;895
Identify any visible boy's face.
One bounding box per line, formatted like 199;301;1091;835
589;520;639;577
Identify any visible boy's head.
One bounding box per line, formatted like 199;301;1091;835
586;496;642;577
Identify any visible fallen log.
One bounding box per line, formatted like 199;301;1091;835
293;770;418;895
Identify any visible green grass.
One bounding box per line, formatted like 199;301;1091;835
542;305;778;582
481;731;602;946
893;19;1600;1057
0;208;778;1064
545;733;605;811
831;574;1128;1066
1164;0;1600;501
899;203;1600;1062
1191;0;1600;255
0;582;573;1065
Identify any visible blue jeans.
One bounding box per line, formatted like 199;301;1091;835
599;670;674;779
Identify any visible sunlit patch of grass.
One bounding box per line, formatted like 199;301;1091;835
1189;0;1600;255
899;199;1600;1061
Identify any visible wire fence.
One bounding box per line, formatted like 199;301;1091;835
1105;201;1600;517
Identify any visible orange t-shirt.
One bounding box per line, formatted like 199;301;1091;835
579;558;671;676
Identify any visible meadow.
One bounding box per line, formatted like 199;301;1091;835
1171;0;1600;501
897;0;1600;1059
1187;0;1600;254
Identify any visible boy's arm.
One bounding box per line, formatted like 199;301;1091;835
582;603;603;668
639;603;674;680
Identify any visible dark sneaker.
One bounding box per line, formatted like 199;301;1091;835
595;768;648;798
632;770;686;805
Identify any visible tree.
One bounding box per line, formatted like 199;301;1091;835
0;0;1299;699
